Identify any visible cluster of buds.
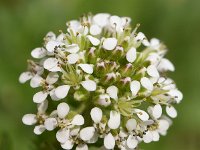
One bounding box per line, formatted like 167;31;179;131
19;13;183;150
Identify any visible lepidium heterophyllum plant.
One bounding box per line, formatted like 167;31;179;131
19;13;183;150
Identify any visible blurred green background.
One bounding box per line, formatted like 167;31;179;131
0;0;200;149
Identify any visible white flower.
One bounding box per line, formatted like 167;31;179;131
20;13;183;149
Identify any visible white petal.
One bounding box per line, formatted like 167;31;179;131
87;35;100;46
46;31;56;40
93;13;110;27
157;58;175;72
108;110;120;129
33;91;48;103
158;119;169;132
71;114;84;126
150;38;160;49
80;127;95;141
140;77;153;91
146;53;160;64
46;72;59;85
67;53;79;64
19;72;33;83
78;64;93;74
76;144;88;150
106;86;118;100
135;32;145;41
44;118;57;131
151;131;160;141
34;125;45;135
166;106;177;118
30;75;43;88
119;129;128;138
66;44;80;53
152;104;162;119
55;85;70;99
126;47;136;63
134;109;149;121
46;41;63;52
98;94;111;107
37;100;48;114
126;118;137;131
147;65;159;78
70;128;80;136
127;135;138;149
81;80;96;91
104;133;115;149
103;38;117;50
56;33;65;41
143;131;153;143
130;80;140;96
168;89;183;103
22;114;37;125
61;140;74;150
49;89;60;101
57;102;70;119
56;128;70;143
49;65;61;72
43;58;58;70
110;15;122;31
90;24;102;35
31;47;46;59
90;107;102;123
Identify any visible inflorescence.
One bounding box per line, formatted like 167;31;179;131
19;13;183;150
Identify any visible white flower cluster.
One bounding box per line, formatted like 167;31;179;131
19;13;183;150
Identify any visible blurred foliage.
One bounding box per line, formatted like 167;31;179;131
0;0;200;149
